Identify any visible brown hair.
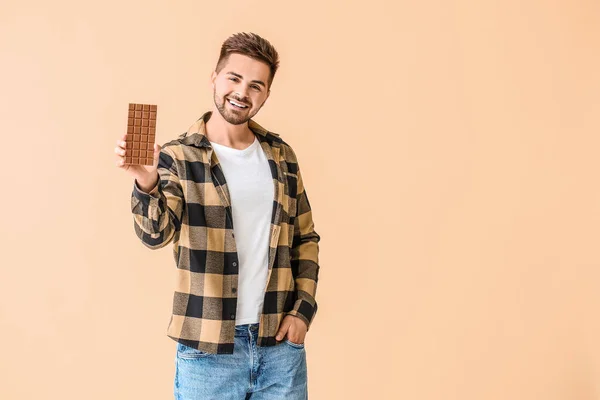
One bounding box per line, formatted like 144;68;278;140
215;32;280;90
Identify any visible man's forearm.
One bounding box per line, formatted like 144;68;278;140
130;149;184;249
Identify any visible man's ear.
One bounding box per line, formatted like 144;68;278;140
260;90;271;108
210;71;217;89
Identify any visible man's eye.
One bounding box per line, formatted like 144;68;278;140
228;77;259;90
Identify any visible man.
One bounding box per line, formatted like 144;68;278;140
114;32;320;399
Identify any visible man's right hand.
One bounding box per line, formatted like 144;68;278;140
114;132;161;192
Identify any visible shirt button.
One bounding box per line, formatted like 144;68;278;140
230;314;235;319
232;288;237;293
232;262;237;267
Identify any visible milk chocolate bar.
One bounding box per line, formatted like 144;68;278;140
125;103;157;165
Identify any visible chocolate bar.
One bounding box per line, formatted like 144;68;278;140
125;103;157;165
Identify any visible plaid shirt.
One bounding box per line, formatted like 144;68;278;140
130;111;320;354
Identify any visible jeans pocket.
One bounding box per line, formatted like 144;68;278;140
177;343;211;359
284;339;305;349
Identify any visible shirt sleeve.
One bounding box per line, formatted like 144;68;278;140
286;162;321;331
130;146;184;249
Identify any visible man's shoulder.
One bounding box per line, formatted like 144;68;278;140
162;138;183;148
160;132;192;151
276;136;300;164
156;136;191;164
249;123;299;164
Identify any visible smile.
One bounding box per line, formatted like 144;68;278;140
228;99;248;109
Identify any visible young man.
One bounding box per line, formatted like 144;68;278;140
114;32;320;399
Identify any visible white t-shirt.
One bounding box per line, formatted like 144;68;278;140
209;135;274;325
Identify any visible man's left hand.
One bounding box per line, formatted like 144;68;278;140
275;315;307;345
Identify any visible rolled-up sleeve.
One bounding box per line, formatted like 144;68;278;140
130;146;184;250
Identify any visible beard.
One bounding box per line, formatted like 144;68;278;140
213;90;259;125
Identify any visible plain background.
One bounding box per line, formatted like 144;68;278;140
1;0;599;399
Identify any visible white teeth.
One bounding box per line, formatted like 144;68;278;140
228;99;247;108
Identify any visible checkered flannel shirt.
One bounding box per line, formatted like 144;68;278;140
130;111;320;354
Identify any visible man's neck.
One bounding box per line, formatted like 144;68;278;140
205;107;255;150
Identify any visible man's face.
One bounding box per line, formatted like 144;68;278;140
211;53;271;125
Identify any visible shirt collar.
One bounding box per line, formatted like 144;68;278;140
178;110;279;148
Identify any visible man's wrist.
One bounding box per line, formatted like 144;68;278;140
135;174;159;193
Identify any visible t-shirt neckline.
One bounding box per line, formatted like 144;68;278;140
209;135;259;155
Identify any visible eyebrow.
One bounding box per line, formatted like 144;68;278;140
225;71;266;88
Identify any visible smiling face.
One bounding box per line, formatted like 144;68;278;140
211;53;271;126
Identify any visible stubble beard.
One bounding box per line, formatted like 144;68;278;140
214;91;256;126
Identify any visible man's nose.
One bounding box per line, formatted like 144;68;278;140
233;87;248;100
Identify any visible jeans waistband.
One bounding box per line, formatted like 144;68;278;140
235;323;259;332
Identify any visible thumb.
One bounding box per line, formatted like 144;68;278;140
276;320;289;341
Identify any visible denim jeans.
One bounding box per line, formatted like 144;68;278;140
174;323;308;399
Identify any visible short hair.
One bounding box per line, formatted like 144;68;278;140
215;32;280;90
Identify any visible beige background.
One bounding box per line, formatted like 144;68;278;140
1;0;599;399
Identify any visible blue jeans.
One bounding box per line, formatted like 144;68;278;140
174;323;308;399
